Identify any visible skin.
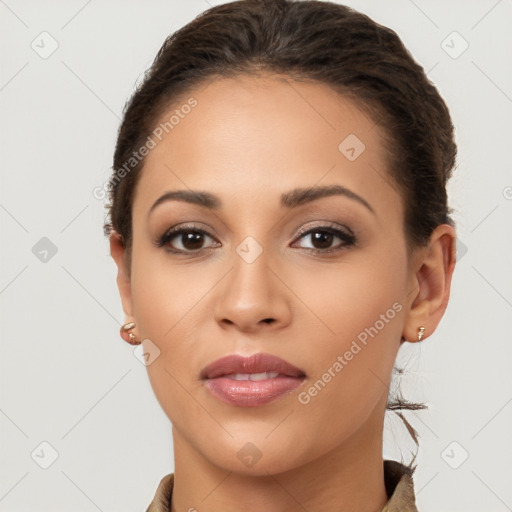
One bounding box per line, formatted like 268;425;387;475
110;73;456;512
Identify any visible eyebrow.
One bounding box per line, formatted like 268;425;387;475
148;184;375;216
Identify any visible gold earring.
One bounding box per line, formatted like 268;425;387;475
120;322;141;345
417;326;425;342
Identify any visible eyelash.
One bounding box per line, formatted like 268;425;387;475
155;223;357;255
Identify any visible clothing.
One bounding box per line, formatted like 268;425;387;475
145;459;418;512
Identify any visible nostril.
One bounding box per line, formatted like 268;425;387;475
262;318;275;324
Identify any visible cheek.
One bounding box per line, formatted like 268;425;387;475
292;249;408;404
128;245;224;406
129;240;210;343
297;244;407;345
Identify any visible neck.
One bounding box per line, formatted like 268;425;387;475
170;402;388;512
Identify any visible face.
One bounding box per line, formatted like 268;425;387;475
116;73;423;475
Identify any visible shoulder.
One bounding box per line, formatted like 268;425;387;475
144;462;419;512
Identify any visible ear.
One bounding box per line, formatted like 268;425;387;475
109;230;134;321
402;224;457;343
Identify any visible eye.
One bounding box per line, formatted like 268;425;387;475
292;225;356;252
155;223;356;255
156;225;220;253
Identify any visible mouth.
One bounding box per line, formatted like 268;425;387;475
200;353;306;407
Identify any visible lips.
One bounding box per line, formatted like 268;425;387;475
200;353;307;407
200;352;306;380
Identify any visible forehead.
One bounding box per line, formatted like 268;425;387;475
132;73;399;220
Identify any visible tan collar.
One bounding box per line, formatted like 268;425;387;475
145;459;418;512
381;460;418;512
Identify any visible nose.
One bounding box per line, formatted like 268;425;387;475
213;251;293;334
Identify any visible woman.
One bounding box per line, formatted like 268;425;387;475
104;1;457;510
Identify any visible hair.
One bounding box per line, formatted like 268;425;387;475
103;0;457;470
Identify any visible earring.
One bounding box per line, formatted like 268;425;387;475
120;322;141;345
417;326;425;342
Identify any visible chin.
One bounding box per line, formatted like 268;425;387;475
220;453;297;478
201;434;310;478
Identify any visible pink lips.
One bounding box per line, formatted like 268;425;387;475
200;353;306;407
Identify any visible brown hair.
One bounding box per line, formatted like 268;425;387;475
104;0;457;469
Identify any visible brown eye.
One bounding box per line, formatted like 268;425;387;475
309;231;335;250
157;227;220;253
293;226;356;252
178;231;206;251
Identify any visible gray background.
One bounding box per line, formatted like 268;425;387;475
1;0;511;511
